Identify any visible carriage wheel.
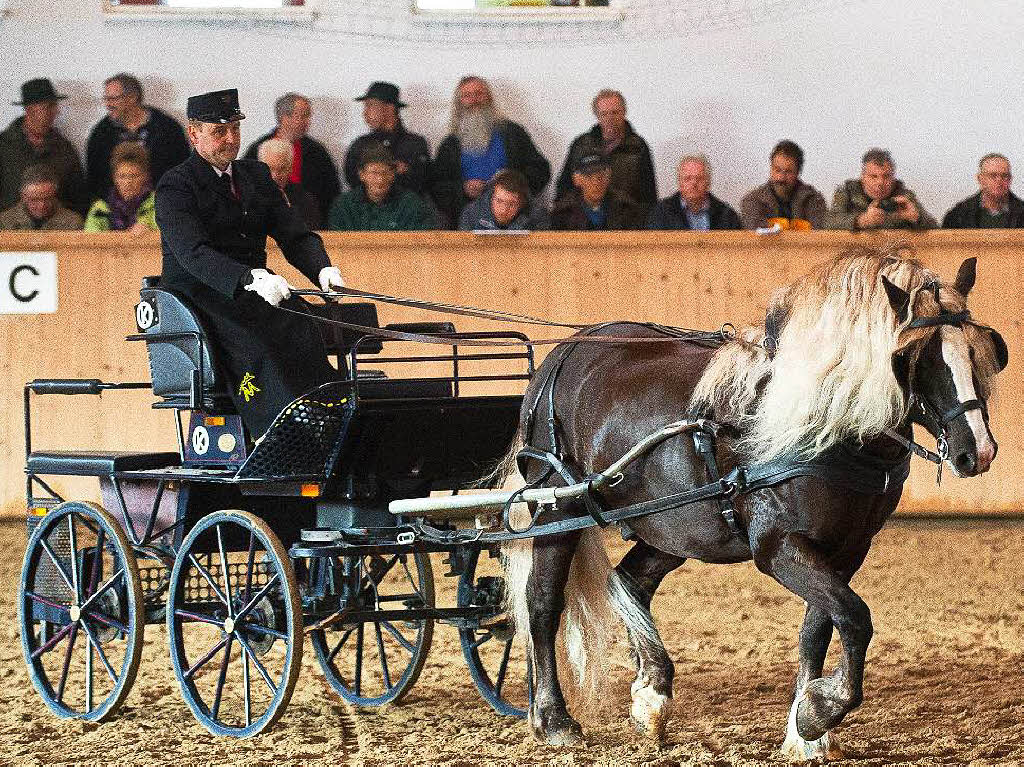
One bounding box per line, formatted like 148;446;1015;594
166;510;301;737
19;501;144;722
311;551;434;706
457;547;532;718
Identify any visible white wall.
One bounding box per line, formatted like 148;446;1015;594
2;0;1021;217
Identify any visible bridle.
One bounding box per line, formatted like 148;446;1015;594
887;281;994;481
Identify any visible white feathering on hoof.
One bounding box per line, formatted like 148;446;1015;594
630;680;670;743
781;696;843;762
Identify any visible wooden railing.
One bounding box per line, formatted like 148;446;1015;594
1;230;1019;516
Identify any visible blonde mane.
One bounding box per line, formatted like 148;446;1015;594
690;246;1000;461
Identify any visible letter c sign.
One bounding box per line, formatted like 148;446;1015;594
1;252;58;314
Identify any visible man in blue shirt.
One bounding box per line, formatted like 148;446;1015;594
646;154;741;231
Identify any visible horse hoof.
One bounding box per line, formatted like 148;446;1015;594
541;725;584;747
529;709;584;747
782;697;844;762
795;679;845;742
630;684;670;744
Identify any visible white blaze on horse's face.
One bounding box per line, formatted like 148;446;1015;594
940;326;996;475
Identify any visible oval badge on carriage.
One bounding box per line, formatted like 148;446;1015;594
0;252;57;314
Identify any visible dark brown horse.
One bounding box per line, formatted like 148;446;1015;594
501;249;1007;759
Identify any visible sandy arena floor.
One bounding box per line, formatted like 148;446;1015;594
1;516;1023;766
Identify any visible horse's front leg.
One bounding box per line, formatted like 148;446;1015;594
781;605;846;761
615;540;685;742
528;531;584;746
752;531;873;749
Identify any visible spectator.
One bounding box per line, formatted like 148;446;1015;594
258;138;322;230
85;72;189;200
84;142;157;233
433;76;550;228
0;164;83;230
344;82;431;196
0;78;88;216
740;140;827;230
328;144;436;231
550;153;645;230
244;92;340;223
943;153;1024;229
554;89;657;213
826;148;936;230
647;154;741;231
458;169;548;231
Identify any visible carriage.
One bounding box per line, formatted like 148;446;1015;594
20;277;537;736
20;252;1008;759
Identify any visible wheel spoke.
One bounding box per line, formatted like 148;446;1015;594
211;634;234;721
67;514;80;601
38;537;75;594
85;633;93;714
234;573;281;623
242;644;252;728
234;633;276;694
354;623;364;697
26;590;72;617
30;620;74;659
80;607;128;635
84;528;106;600
80;569;125;612
184;635;229;681
55;623;80;704
381;620;416;653
174;608;224;628
327;627;355;664
374;622;391;690
469;631;490;651
242;530;256;603
494;637;514;697
216;524;233;618
188;554;230;607
240;620;288;641
81;621;118;684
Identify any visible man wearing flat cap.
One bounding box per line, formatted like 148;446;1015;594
550;153;645;231
156;88;347;438
343;81;432;198
0;78;89;215
243;92;339;224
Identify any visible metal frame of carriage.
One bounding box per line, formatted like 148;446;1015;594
19;278;540;736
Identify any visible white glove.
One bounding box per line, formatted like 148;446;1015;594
318;266;345;292
244;268;291;307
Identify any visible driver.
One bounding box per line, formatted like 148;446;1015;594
156;88;346;438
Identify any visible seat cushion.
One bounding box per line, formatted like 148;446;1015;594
27;451;181;476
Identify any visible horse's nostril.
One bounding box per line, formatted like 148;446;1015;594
954;452;975;473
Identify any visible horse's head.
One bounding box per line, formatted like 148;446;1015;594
883;257;1009;477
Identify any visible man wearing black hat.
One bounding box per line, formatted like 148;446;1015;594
243;92;339;224
343;82;432;197
0;78;89;216
551;154;645;231
156;88;346;438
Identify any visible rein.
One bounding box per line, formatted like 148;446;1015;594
280;288;732;348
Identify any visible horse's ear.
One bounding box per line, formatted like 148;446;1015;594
882;276;911;323
954;257;977;297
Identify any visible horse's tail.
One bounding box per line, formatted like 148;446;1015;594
503;526;661;705
473;431;525;489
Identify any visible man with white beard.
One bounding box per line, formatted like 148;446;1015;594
431;75;550;228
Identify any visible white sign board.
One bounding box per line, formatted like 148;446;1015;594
0;252;58;314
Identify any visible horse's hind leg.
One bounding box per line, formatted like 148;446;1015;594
752;532;872;754
615;540;686;742
528;530;584;746
781;605;845;761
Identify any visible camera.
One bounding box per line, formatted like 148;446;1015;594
878;198;898;212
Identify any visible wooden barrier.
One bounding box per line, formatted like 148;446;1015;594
1;230;1019;517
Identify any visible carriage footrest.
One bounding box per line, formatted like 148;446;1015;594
27;451;181;476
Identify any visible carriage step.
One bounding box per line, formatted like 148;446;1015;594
27;451;180;476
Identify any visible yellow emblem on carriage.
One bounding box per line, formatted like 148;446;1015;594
238;372;260;402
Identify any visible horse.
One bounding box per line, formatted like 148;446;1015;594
499;247;1008;760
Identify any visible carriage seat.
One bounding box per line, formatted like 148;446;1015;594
134;277;235;413
27;450;181;476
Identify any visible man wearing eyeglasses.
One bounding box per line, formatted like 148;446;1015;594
942;154;1024;229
